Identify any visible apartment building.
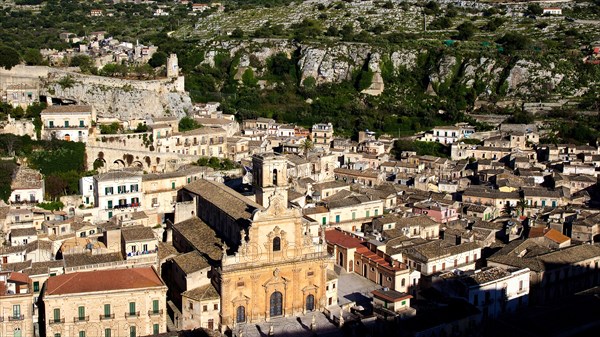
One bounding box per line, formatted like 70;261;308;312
0;271;34;337
311;123;334;149
40;267;167;337
93;171;143;220
40;105;95;142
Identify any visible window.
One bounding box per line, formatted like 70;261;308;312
55;334;61;337
130;184;138;192
64;120;69;127
214;304;218;310
49;121;54;127
171;181;176;190
153;324;159;334
105;329;111;337
152;300;159;314
352;212;356;220
118;185;126;194
366;210;370;218
129;302;136;315
13;304;21;319
78;306;85;320
33;281;39;292
79;331;86;337
519;280;524;291
53;308;60;322
335;215;340;223
107;200;113;209
129;326;136;337
203;305;207;312
104;304;111;318
374;209;379;216
79;120;85;127
273;237;281;251
322;217;326;225
236;306;246;323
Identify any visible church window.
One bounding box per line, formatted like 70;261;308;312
273;237;281;251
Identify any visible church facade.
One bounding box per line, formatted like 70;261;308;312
177;153;334;333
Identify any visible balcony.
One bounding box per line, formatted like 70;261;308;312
108;203;141;210
9;315;24;321
127;249;158;258
148;309;163;316
125;312;140;318
46;125;87;129
99;314;115;320
11;200;39;205
50;318;65;325
73;316;89;323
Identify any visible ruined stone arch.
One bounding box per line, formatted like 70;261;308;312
113;159;126;169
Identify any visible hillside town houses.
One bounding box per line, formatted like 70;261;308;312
3;89;600;337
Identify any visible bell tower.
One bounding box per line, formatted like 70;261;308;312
252;153;288;208
167;53;179;78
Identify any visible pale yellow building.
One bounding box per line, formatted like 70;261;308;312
41;267;167;337
0;271;34;337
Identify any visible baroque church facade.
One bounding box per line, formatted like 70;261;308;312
177;153;334;332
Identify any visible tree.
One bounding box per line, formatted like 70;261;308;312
526;4;543;16
70;55;93;72
45;174;68;200
231;28;244;38
149;51;168;68
178;116;202;132
456;21;477;40
23;49;43;65
300;138;314;157
0;45;21;70
497;32;530;53
241;68;258;87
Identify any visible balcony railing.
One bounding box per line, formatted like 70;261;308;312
12;200;39;205
127;249;158;257
46;125;87;129
50;318;65;325
107;203;140;210
73;316;89;323
148;309;163;316
125;312;140;318
99;314;115;320
9;315;24;321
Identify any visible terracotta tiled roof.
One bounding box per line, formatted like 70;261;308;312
45;267;164;295
41;105;93;114
172;250;210;275
372;289;412;303
182;283;220;301
325;229;365;249
8;272;31;284
11;166;43;190
171;217;223;262
121;226;156;242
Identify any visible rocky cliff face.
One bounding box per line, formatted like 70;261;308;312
201;40;577;99
42;72;192;120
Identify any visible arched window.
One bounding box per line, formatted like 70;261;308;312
273;169;278;186
270;291;283;317
273;237;281;251
236;306;245;323
401;278;406;287
306;294;315;311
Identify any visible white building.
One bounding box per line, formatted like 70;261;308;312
40;105;95;142
543;8;562;15
93;171;143;220
420;123;475;144
10;166;44;205
435;267;530;319
79;176;95;207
